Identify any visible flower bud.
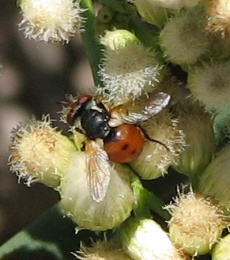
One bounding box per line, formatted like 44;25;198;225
133;2;168;28
59;151;134;231
118;217;188;260
187;61;230;111
18;0;84;42
100;29;139;51
130;109;185;179
97;29;163;104
75;240;132;260
8;115;76;188
166;190;227;256
212;233;230;260
159;9;209;65
172;100;216;177
199;145;230;215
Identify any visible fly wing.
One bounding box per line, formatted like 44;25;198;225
110;92;171;126
85;139;111;202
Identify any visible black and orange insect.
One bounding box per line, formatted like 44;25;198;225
65;92;170;202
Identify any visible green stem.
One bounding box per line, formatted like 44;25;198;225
80;0;102;86
145;189;170;220
131;175;170;220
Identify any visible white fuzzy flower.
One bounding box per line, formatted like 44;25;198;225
19;0;84;42
206;0;230;38
130;109;186;179
159;10;209;65
98;30;163;104
75;240;132;260
8;115;76;188
187;61;230;111
166;189;227;256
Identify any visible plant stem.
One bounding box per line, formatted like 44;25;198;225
80;0;102;86
131;174;170;220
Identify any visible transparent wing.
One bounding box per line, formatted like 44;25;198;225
110;92;171;126
85;139;111;202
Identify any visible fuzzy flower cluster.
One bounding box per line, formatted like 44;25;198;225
8;0;230;259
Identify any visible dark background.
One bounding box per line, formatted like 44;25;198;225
0;0;94;245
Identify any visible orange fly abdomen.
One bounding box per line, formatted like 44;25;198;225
104;124;144;163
